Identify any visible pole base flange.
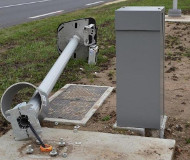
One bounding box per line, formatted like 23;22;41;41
168;9;182;17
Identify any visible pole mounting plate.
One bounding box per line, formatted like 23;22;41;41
57;18;97;60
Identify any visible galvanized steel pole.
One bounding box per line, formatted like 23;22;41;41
28;35;80;111
38;35;80;96
173;0;178;10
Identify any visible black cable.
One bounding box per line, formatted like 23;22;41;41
28;122;46;148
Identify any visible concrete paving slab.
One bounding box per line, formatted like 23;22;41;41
165;15;190;22
44;84;114;126
0;128;175;160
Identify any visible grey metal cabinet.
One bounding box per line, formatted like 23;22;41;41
116;7;165;129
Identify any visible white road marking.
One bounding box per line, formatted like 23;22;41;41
86;1;104;6
0;0;51;9
29;10;64;19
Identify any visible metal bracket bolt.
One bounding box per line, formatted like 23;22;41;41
58;138;66;147
73;125;80;133
50;148;58;157
26;145;34;154
62;152;67;158
55;122;59;126
75;142;82;145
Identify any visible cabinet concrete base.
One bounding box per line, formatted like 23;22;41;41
113;122;145;136
165;15;190;22
113;115;167;138
168;9;182;17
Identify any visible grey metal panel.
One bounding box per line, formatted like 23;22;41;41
115;7;164;31
116;7;164;129
160;11;165;126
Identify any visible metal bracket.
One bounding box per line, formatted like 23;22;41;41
57;18;97;60
88;45;98;65
84;24;96;46
1;82;48;140
6;103;42;140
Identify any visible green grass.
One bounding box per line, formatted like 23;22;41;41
0;0;190;106
166;35;181;48
185;122;190;128
186;138;190;144
102;115;111;121
184;49;190;57
108;71;115;77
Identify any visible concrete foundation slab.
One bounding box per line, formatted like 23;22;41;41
44;84;113;126
0;128;175;160
113;122;145;136
113;115;167;138
165;15;190;22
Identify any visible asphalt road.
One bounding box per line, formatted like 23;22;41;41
0;0;114;28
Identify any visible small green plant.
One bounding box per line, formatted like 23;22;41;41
183;49;190;57
102;115;111;121
185;122;190;128
166;52;173;56
90;78;94;83
166;35;180;47
108;71;114;77
186;138;190;144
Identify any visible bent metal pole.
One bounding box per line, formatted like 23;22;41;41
28;35;80;112
39;35;80;95
2;35;80;140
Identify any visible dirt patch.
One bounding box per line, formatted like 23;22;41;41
164;27;190;159
0;118;10;137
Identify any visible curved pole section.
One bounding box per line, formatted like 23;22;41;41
38;35;80;95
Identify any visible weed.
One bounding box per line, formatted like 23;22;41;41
102;115;111;121
183;49;190;57
108;71;115;77
165;35;180;48
186;138;190;144
185;123;190;128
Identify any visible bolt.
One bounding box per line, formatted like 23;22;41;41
73;125;80;133
26;145;34;154
74;125;80;129
58;138;66;147
50;148;58;156
75;142;82;145
62;152;67;158
55;122;59;126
